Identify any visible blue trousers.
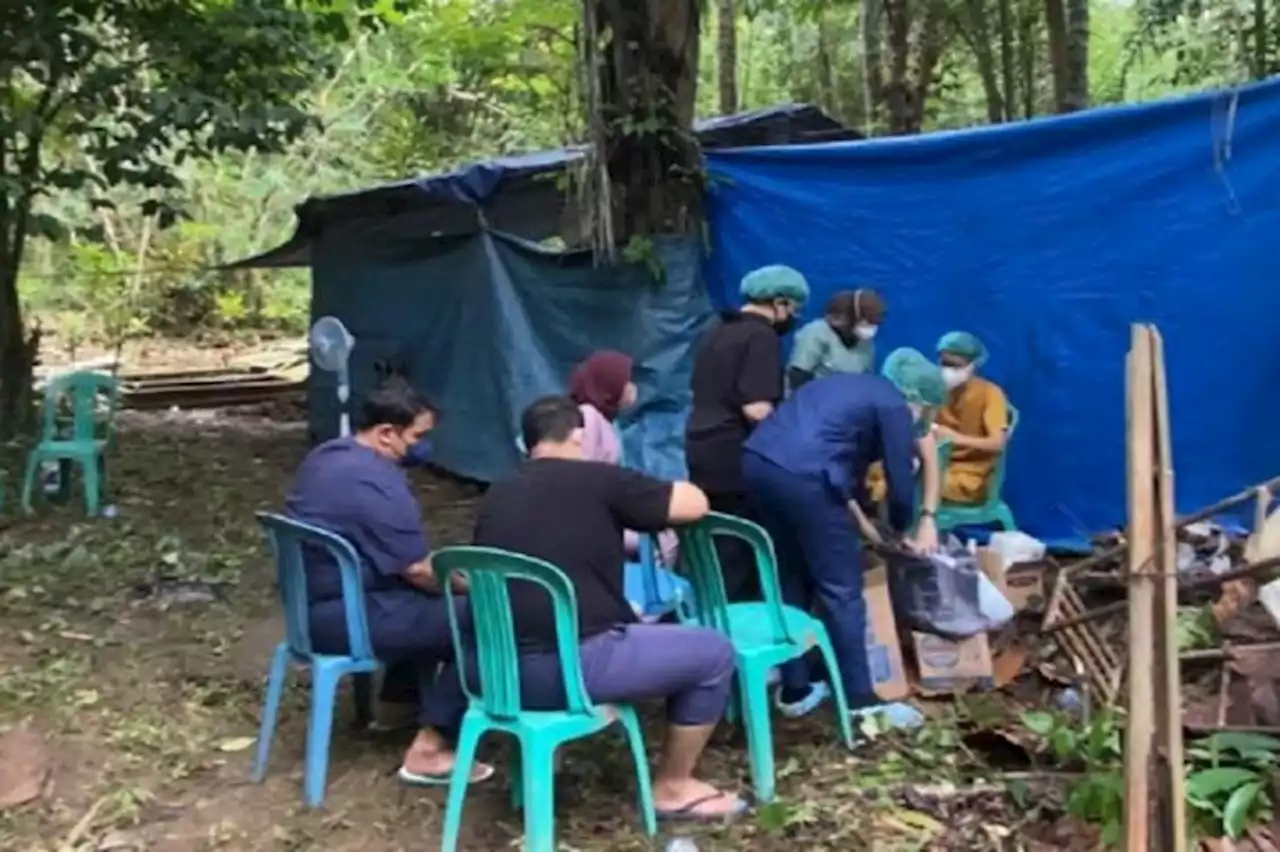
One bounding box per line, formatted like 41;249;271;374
742;451;877;708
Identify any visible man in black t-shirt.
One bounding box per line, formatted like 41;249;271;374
685;264;810;601
473;396;748;822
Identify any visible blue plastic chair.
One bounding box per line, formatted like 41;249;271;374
675;512;854;803
251;512;388;807
935;404;1019;533
432;546;657;852
21;370;119;516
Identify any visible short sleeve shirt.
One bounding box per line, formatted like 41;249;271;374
286;437;429;604
789;319;875;380
472;458;672;650
685;311;784;494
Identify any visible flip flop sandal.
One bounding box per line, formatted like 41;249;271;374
657;792;751;824
397;762;496;787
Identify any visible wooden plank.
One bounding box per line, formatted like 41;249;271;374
1124;325;1157;852
1149;326;1187;852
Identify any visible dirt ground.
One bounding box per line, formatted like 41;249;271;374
0;357;1090;851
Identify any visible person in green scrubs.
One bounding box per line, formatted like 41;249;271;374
787;288;885;391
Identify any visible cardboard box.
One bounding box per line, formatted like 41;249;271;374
911;630;995;693
974;547;1047;613
1004;562;1047;612
863;560;910;701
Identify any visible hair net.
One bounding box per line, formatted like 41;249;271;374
740;265;810;304
882;347;946;406
937;331;989;367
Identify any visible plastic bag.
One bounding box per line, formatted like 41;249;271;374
885;543;1012;639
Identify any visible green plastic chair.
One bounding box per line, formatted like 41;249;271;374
432;546;657;852
675;512;854;803
21;371;120;516
935;403;1019;533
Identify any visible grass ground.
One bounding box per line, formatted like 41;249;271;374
0;406;1089;852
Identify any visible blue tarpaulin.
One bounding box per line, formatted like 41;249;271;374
704;79;1280;544
308;233;712;484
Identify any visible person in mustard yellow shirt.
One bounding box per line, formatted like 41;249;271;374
931;331;1009;504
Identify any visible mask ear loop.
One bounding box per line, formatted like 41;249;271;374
852;288;864;324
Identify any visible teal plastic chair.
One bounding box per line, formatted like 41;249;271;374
935;404;1019;533
675;512;854;803
21;371;119;516
251;512;391;807
432;546;657;852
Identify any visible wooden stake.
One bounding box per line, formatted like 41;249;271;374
1124;325;1157;852
1150;327;1187;852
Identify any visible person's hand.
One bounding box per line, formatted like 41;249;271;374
909;515;939;554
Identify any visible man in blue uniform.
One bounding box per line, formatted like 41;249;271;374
741;348;945;727
287;377;492;786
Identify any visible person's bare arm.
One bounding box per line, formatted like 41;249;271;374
937;427;1006;453
402;554;469;593
402;556;441;592
917;432;940;513
666;481;710;525
742;401;774;422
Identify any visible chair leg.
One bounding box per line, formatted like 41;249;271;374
80;455;101;517
518;736;558;852
814;627;855;750
441;718;486;852
303;663;343;808
617;707;657;837
737;663;777;803
996;504;1017;530
20;452;40;515
351;673;374;730
252;645;291;782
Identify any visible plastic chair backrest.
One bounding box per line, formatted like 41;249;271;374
255;512;374;662
674;512;793;645
985;403;1018;501
433;546;594;722
42;371;119;443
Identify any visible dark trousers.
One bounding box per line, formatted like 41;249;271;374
707;491;763;602
741;451;877;708
310;591;470;726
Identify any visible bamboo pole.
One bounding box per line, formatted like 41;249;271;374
1124;326;1157;852
1150;327;1187;852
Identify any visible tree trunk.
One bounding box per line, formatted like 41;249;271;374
591;0;703;243
1044;0;1070;112
998;0;1017;120
883;0;913;133
1252;0;1268;79
716;0;738;115
816;12;838;119
961;0;1007;123
1019;0;1039;118
1063;0;1089;111
862;0;885;133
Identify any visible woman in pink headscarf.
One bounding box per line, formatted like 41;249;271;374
569;351;678;566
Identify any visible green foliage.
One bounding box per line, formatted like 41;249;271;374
1021;712;1280;845
1177;605;1219;651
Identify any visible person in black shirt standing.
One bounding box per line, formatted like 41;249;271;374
685;264;810;601
472;396;747;822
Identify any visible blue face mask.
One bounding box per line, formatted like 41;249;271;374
402;437;433;468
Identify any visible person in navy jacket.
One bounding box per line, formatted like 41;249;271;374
741;348;945;728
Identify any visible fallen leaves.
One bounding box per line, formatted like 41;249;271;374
0;723;50;809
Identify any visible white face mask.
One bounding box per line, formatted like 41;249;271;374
940;366;972;389
854;323;878;341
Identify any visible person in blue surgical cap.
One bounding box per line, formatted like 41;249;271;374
740;348;944;729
